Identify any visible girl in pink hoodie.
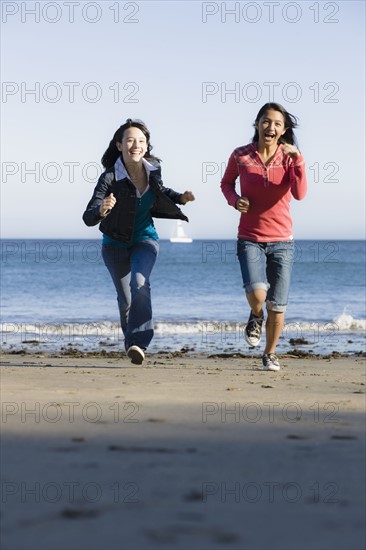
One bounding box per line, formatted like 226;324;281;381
221;103;307;371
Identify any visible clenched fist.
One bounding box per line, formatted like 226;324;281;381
282;143;300;159
181;191;195;204
100;193;116;216
236;197;250;213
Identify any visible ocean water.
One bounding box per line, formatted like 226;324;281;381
1;239;365;355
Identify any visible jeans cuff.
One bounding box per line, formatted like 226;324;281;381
266;300;287;312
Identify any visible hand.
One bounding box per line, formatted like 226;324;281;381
100;193;116;216
236;197;250;213
282;143;300;159
181;191;195;204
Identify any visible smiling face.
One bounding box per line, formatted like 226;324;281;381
116;126;148;165
256;109;287;147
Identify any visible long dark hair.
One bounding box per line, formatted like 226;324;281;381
101;118;161;169
252;103;299;146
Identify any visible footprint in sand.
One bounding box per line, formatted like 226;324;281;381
330;435;357;440
61;508;100;519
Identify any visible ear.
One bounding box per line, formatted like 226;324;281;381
116;141;123;152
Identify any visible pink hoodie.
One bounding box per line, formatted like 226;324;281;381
221;142;307;242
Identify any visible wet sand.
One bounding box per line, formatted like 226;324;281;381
1;351;365;550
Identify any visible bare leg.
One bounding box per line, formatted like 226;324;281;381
264;310;284;354
246;289;267;317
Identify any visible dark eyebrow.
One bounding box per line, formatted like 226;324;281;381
263;117;284;124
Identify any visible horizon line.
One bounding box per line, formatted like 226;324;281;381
1;237;365;241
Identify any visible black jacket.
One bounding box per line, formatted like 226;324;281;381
82;159;188;243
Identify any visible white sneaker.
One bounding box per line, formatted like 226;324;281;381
244;311;264;347
262;353;280;371
127;345;145;365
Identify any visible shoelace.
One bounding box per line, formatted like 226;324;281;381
247;318;263;337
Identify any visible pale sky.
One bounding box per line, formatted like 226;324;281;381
1;0;365;239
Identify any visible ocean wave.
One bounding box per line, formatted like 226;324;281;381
0;321;122;344
156;318;366;335
332;313;366;331
1;315;365;340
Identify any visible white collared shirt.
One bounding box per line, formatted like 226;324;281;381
114;156;158;196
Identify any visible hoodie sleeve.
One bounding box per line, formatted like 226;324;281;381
220;151;241;208
289;154;307;201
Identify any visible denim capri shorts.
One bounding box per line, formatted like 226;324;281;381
237;239;295;313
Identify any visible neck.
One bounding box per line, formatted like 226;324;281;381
257;141;279;157
123;158;144;179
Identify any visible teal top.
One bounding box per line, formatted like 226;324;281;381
102;187;158;248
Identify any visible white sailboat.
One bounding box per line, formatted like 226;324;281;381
170;220;193;243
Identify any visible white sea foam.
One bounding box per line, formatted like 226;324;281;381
156;317;366;334
1;315;365;341
155;322;203;334
0;321;122;344
332;313;366;331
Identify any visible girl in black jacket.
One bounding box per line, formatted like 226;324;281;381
83;119;194;364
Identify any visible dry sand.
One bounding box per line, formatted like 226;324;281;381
1;351;365;550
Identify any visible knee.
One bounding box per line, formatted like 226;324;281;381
244;282;268;295
246;288;267;305
130;273;150;292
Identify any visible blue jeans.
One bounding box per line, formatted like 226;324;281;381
102;239;159;350
237;240;295;312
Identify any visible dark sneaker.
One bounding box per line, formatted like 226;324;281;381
262;353;280;371
127;345;145;365
244;311;264;347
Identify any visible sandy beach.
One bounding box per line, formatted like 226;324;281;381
1;350;365;550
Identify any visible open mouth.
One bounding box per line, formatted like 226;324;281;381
264;132;275;139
